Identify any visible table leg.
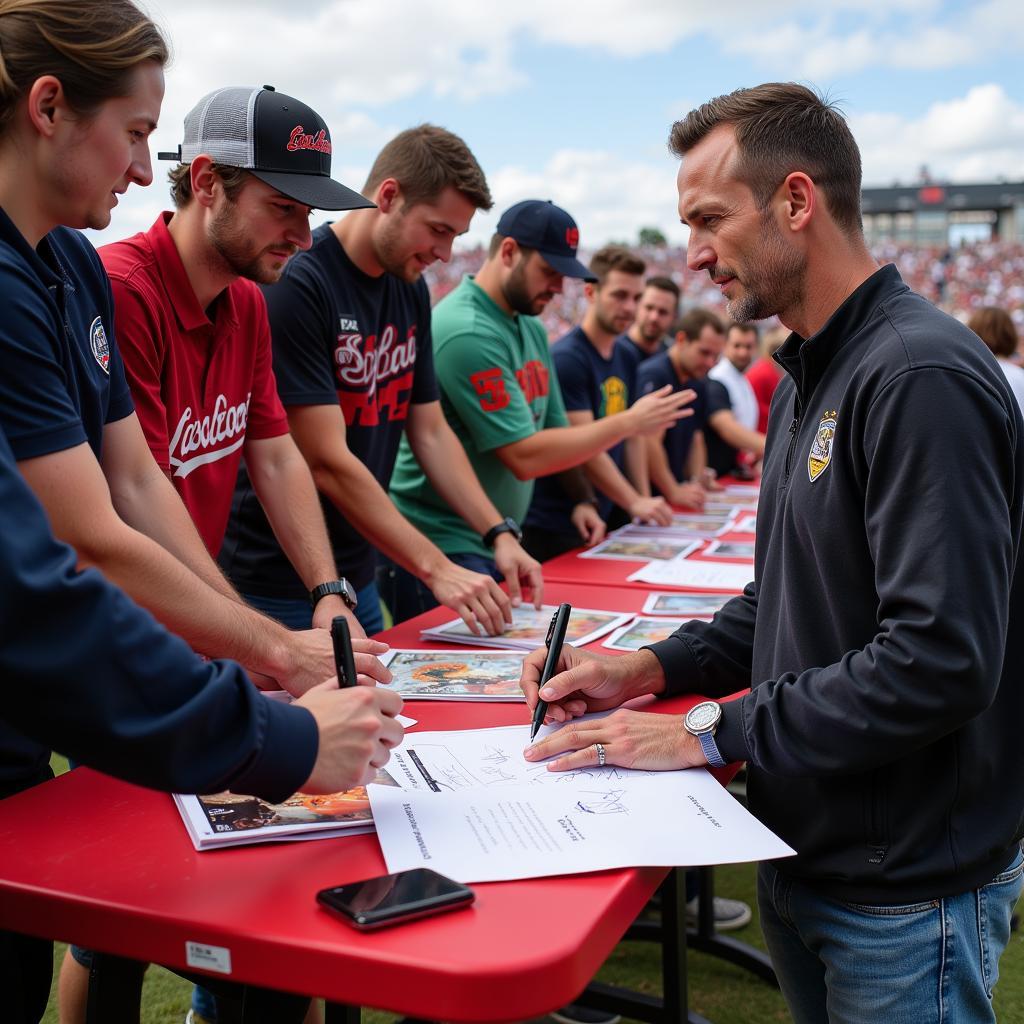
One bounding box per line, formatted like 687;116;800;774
574;868;713;1024
686;867;776;985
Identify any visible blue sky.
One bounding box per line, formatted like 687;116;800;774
94;0;1024;251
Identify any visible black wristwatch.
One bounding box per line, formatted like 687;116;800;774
481;516;522;548
309;579;358;610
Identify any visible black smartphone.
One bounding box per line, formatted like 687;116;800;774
316;868;474;930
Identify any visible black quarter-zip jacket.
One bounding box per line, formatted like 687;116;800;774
649;264;1024;903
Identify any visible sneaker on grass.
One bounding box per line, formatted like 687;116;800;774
686;895;752;931
549;1003;622;1024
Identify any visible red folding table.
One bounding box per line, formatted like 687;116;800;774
0;581;765;1024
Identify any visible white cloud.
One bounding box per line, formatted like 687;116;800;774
457;147;686;250
724;1;1023;77
854;84;1024;185
142;0;1021;119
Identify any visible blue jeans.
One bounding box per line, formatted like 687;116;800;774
243;580;384;636
758;847;1024;1024
376;552;502;626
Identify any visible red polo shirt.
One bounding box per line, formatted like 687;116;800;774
745;357;784;435
100;213;289;555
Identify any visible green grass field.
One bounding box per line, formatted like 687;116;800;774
37;760;1023;1024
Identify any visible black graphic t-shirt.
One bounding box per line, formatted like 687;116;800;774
220;224;438;594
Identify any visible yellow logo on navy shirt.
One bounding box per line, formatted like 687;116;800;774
602;376;628;417
807;410;837;482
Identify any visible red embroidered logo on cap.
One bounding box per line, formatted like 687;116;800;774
287;125;332;155
565;227;579;248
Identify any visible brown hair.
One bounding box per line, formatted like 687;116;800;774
676;307;724;340
968;306;1019;359
363;124;492;211
669;82;863;237
645;275;680;300
0;0;168;137
167;162;248;208
487;232;537;262
589;244;645;287
728;321;759;339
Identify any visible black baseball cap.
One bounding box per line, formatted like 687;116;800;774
158;85;374;211
495;199;594;280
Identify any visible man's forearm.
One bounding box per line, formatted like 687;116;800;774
709;413;765;456
74;518;295;678
409;422;505;535
109;462;241;603
310;450;449;581
501;415;637;479
624;436;650;496
646;434;682;495
583;451;641;510
685;431;708;480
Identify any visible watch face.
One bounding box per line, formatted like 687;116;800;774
686;701;720;732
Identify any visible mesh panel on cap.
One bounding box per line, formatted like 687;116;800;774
180;87;256;167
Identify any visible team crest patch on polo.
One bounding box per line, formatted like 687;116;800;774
807;410;837;482
89;316;110;374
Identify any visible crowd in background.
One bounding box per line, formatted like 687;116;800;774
428;238;1024;343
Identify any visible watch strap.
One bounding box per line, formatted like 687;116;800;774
698;729;727;768
309;580;357;610
482;518;521;548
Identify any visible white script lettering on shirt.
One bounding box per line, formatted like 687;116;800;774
334;324;417;397
169;392;252;478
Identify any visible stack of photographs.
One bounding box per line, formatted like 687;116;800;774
377;649;527;700
641;592;733;616
173;771;395;850
704;540;756;560
578;535;701;562
419;604;631;650
602;616;710;651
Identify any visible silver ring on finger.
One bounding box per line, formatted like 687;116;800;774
594;742;606;767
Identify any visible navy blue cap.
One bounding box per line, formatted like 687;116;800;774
495;199;594;280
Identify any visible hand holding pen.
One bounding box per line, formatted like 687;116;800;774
331;616;359;688
529;603;572;742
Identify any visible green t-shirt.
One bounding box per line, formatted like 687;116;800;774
390;275;568;558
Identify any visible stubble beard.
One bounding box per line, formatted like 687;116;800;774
374;208;423;283
503;258;548;316
726;213;805;323
209;203;293;285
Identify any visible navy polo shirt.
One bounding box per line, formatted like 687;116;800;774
0;206;133;785
526;327;638;532
636;351;708;487
0;206;134;465
704;378;741;477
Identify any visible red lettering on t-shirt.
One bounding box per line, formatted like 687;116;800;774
377;371;414;422
471;367;510;411
334;324;418;426
515;360;550;404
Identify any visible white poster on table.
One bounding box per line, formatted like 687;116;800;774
369;723;794;883
628;558;753;591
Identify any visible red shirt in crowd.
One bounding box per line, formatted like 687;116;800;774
745;357;784;435
100;213;289;555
